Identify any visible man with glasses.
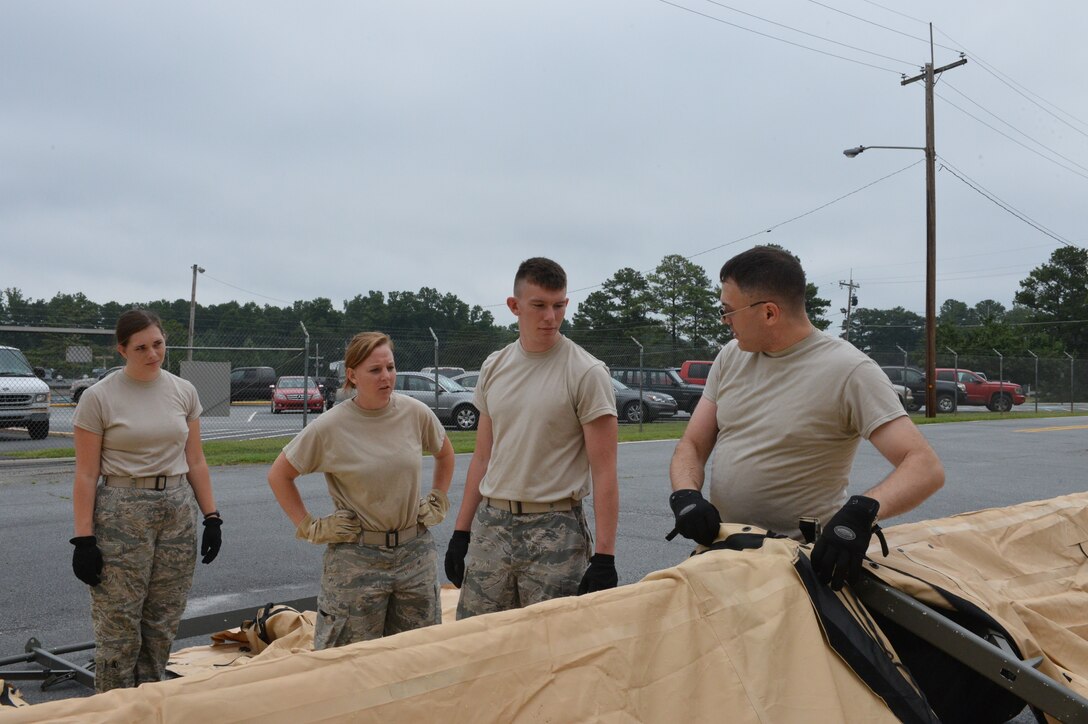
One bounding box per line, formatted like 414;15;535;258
668;245;944;590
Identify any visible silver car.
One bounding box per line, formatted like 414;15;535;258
396;372;479;431
611;377;678;424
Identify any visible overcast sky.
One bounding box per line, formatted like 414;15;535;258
4;1;1086;329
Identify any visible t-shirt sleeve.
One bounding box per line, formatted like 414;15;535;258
72;388;105;435
420;405;447;455
576;363;617;425
282;424;325;475
842;359;907;439
184;379;202;421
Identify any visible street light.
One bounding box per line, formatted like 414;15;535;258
843;145;924;158
187;264;205;362
844;38;966;419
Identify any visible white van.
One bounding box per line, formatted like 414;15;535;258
0;346;51;439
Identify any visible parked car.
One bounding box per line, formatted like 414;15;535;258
70;366;124;403
420;366;466;378
935;368;1025;412
231;366;277;401
678;360;714;386
611;377;678;424
450;371;479;390
270;376;324;414
880;366;966;413
395;371;479;430
0;346;51;439
891;383;914;410
607;367;704;414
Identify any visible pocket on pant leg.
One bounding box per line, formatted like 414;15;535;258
312;608;349;651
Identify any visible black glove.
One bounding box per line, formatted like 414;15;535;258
810;495;883;591
70;536;103;586
668;489;722;547
578;554;618;595
201;517;223;564
444;530;470;587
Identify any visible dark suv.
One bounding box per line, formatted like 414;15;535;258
230;366;277;401
608;367;703;414
880;366;966;413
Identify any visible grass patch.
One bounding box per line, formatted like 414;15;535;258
6;411;1080;464
908;410;1083;424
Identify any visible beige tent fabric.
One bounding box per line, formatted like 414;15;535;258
3;493;1086;723
0;538;896;723
861;491;1088;701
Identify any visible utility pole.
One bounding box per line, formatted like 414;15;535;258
900;25;966;417
187;264;205;361
839;274;860;343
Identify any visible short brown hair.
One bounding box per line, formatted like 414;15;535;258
720;246;807;311
116;309;165;348
514;257;566;296
343;332;393;390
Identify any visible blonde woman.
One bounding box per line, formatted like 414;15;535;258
268;331;454;647
70;309;221;692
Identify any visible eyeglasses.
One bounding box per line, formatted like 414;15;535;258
719;300;770;320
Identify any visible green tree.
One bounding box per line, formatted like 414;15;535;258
647;255;718;349
1013;246;1088;355
846;307;924;357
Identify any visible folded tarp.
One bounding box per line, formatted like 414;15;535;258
2;493;1086;723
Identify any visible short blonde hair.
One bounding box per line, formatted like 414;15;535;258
343;332;393;390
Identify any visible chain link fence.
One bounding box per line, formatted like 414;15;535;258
2;324;1085;451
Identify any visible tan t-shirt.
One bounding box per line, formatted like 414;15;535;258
73;369;201;478
475;335;616;502
283;393;446;532
703;331;906;538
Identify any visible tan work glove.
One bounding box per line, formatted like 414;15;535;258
417;489;450;528
295;510;362;545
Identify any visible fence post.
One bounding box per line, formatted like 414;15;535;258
631;337;644;433
1065;352;1075;414
1027;351;1038;413
429;328;440;413
945;346;958;413
300;322;310;428
992;349;1005;413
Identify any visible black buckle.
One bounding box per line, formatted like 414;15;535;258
384;530;399;547
154;475;168;491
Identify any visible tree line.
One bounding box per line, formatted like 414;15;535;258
2;246;1085;378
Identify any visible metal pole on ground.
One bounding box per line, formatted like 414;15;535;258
300;321;310;428
631;337;644;433
1027;351;1038;413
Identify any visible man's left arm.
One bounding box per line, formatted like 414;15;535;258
583;413;618;555
863;416;945;519
811;415;943;590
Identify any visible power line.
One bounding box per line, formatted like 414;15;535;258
933;26;1088;139
940;82;1088;176
565;159;923;299
653;0;906;74
698;0;916;66
936;92;1088;183
936;156;1077;248
803;0;961;54
855;0;928;26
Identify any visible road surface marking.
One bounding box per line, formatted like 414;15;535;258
1016;424;1088;433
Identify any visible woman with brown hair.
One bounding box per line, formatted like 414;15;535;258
267;331;454;648
69;308;222;692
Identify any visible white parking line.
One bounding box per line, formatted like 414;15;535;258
247;410;258;423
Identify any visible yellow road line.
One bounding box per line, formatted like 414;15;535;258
1016;424;1088;433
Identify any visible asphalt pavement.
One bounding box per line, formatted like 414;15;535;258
2;415;1086;712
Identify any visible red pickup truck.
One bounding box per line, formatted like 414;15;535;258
935;368;1026;412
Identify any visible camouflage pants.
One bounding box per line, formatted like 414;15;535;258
314;529;439;649
456;503;592;620
90;484;198;693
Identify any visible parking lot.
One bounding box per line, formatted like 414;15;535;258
2;414;1086;711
